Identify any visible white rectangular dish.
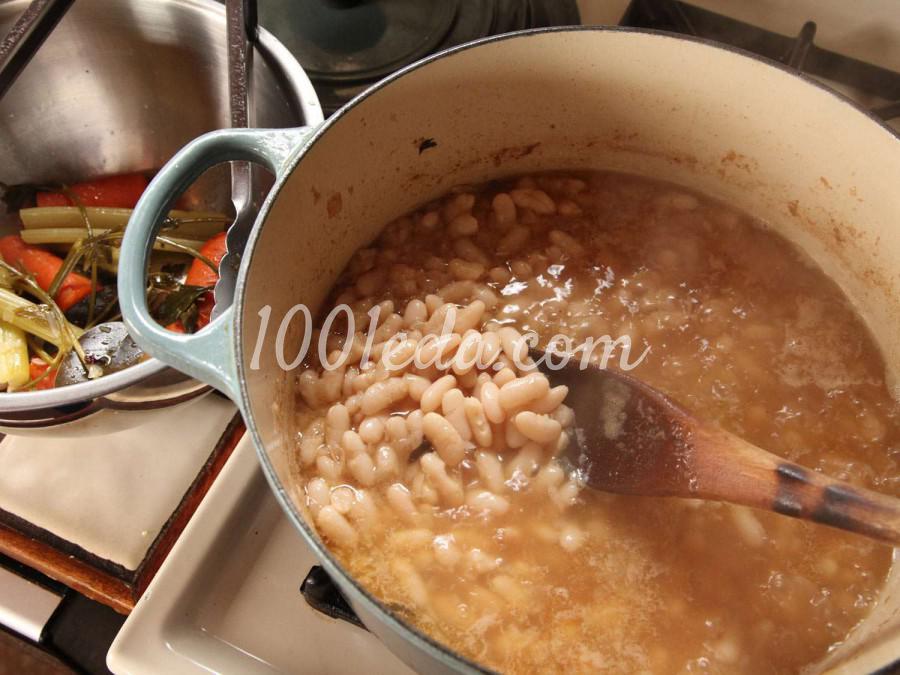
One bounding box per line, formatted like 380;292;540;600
107;435;412;675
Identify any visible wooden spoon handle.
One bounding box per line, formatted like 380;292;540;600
692;426;900;545
767;461;900;545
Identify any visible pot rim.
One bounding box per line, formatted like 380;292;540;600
0;0;323;414
234;26;900;673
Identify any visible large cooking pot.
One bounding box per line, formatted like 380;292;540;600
0;0;323;435
119;28;900;674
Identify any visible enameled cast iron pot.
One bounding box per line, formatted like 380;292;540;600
119;28;900;674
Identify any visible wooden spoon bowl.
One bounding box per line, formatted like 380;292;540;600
534;350;900;545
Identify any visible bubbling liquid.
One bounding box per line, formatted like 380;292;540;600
290;172;899;674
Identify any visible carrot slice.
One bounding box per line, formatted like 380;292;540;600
36;173;149;209
29;358;58;389
184;231;228;287
170;231;227;332
0;235;96;311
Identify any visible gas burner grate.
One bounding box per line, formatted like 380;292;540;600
300;565;366;629
261;0;580;115
621;0;900;121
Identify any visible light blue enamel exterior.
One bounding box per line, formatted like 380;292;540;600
118;126;314;403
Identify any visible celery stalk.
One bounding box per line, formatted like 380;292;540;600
20;228;205;253
0;287;82;347
0;320;30;388
19;207;228;240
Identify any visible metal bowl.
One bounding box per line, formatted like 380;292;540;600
0;0;322;435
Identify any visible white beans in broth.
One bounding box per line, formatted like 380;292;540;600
289;172;899;674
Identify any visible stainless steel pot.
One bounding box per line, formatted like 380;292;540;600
118;28;900;674
0;0;323;435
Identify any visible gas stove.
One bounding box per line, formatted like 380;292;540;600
101;2;900;674
104;1;900;673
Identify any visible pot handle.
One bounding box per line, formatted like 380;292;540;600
118;127;314;403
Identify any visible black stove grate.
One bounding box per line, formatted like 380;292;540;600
261;0;581;115
621;0;900;120
300;565;366;630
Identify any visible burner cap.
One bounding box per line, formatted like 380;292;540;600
260;0;459;84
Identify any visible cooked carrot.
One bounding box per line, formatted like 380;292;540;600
0;235;95;311
171;231;227;332
36;173;149;209
185;231;228;287
29;358;57;389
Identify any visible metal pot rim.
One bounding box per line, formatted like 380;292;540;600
0;0;320;414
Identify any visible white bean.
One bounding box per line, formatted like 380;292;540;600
404;373;431;402
392;559;428;608
422;412;467;466
420;374;457;413
341;429;367;456
491;192;516;225
348;452;377;486
505;442;542;480
464;397;493;447
475;450;505;493
497;225;530;255
514;411;562;445
420;452;464;506
479;381;505;423
386;483;419;525
442;192;475;222
330;485;356;514
466;490;510;516
442;388;472;441
499;373;550;411
453;237;490;266
325;404;350;447
374;445;400;481
403;298;427;326
316;505;358;547
447;213;479;238
448;258;485;281
530;385;569;414
316;454;343;482
360;377;408;416
358;417;385;444
306;477;331;514
510;188;556;214
453;300;486;333
432;534;461;568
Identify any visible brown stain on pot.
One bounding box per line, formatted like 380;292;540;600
327;192;343;218
785;197;895;298
719;150;757;175
490;142;541;168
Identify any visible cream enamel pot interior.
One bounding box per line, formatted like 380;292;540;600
119;28;900;674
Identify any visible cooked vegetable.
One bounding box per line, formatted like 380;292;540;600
0;285;83;348
180;231;227;330
29;358;57;390
36;173;149;208
20;228;206;253
0;172;225;390
19;207;228;240
0;321;30;388
0;235;95;311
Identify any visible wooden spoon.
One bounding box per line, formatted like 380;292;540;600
533;351;900;545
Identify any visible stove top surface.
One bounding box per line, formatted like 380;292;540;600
261;0;581;114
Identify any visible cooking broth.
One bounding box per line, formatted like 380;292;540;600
289;172;899;674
